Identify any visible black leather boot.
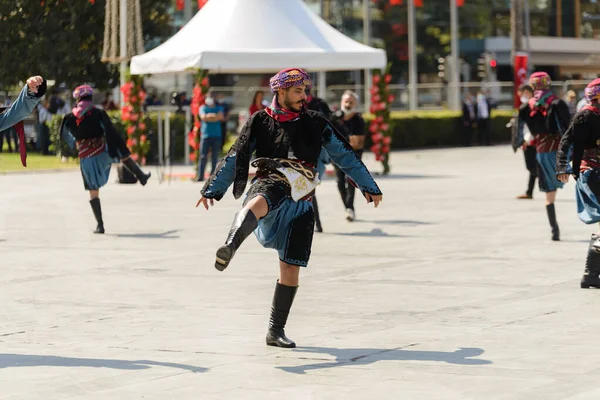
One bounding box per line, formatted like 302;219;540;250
266;281;298;348
122;157;151;186
215;208;258;271
313;195;322;233
546;203;559;241
581;234;600;288
89;198;105;234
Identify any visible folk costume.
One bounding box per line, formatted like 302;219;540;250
557;78;600;288
60;85;151;234
519;72;571;241
200;68;382;348
0;79;47;166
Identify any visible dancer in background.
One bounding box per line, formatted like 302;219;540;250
60;85;151;234
0;76;47;166
557;78;600;288
519;72;571;241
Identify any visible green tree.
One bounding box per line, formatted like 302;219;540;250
0;0;172;90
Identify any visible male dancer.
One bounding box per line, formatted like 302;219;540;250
557;78;600;288
60;85;151;234
0;76;46;166
196;68;382;348
519;72;571;241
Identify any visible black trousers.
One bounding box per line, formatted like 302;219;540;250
334;150;363;210
477;118;491;146
524;146;537;196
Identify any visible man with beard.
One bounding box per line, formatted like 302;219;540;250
196;68;382;348
331;90;366;221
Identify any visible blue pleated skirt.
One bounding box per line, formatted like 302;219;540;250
536;151;564;193
80;148;118;191
243;178;314;267
576;169;600;224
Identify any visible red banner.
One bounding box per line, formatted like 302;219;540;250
514;53;529;109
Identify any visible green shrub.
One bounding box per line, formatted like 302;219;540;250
364;109;514;149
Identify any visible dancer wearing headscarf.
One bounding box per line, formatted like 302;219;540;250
0;76;47;166
60;85;151;234
557;78;600;288
519;72;571;241
196;68;382;348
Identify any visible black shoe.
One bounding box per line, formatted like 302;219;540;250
122;157;151;186
215;208;258;271
89;198;105;234
582;234;600;288
266;282;298;348
546;204;560;241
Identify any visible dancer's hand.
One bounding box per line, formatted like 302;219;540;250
26;76;44;93
196;196;214;210
366;193;382;208
558;174;570;184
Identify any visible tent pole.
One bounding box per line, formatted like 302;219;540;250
318;71;327;102
119;0;127;107
408;0;417;111
363;0;372;114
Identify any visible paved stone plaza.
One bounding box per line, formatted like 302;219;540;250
1;146;600;399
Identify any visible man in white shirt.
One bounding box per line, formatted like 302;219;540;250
475;91;492;146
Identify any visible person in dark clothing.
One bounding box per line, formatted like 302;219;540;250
305;87;333;231
514;84;538;199
461;93;476;146
305;88;331;119
60;85;151;234
196;68;382;349
519;72;571;241
331;90;366;221
557;78;600;288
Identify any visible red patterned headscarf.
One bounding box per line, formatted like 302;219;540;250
585;78;600;103
72;85;94;100
269;68;312;93
528;72;555;116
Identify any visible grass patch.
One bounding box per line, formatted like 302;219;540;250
0;152;79;173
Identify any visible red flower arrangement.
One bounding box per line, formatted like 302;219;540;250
369;64;393;175
188;69;211;167
120;72;149;165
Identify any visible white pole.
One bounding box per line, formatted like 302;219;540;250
408;0;417;110
318;71;327;102
119;0;127;107
165;112;171;169
449;0;460;110
184;107;191;166
157;111;163;167
363;0;372;113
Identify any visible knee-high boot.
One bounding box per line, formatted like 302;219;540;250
312;195;322;233
122;157;151;186
266;281;298;348
546;204;559;241
89;198;105;234
581;234;600;288
215;208;258;271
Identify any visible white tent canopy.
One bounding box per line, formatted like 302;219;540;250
130;0;386;75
